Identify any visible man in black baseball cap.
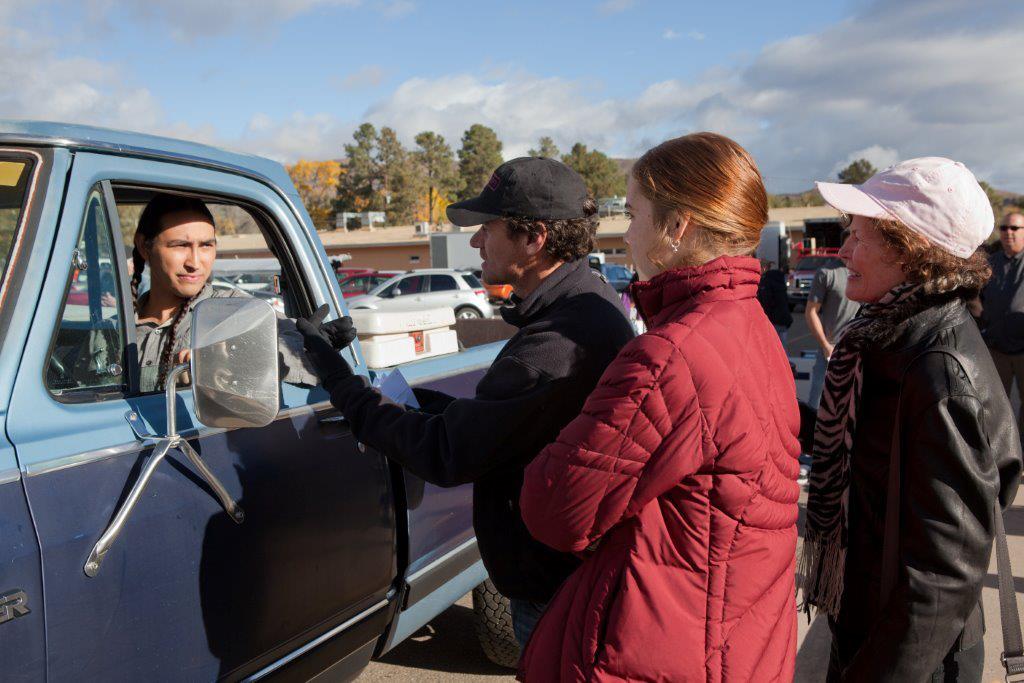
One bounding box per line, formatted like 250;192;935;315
296;156;635;653
447;156;591;226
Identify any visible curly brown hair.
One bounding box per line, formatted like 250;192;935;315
870;217;991;297
504;198;599;262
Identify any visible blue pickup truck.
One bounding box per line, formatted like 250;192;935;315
0;121;513;681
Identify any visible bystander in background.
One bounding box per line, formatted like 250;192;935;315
978;211;1024;436
758;259;793;342
804;241;860;408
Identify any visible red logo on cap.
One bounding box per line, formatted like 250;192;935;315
486;173;501;192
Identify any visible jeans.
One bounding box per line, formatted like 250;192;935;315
510;598;547;650
773;324;789;345
808;349;828;410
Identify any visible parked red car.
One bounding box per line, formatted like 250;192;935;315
337;271;398;298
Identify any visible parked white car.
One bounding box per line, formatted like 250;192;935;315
347;269;494;319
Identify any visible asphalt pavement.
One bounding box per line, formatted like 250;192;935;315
359;309;1024;682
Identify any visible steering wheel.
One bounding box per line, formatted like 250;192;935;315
48;353;68;380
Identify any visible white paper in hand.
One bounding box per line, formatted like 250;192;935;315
372;369;420;409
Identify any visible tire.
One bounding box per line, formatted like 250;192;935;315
472;579;520;668
455;306;483;319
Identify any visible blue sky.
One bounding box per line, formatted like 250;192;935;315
2;0;1022;192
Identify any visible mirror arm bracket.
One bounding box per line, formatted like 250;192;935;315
85;364;244;578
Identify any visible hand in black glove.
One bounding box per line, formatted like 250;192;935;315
322;313;358;351
296;304;355;392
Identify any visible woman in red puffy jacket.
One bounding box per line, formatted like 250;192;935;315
519;132;801;682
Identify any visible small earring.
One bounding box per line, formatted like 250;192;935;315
670;240;680;253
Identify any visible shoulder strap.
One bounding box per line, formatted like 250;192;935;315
879;347;1024;679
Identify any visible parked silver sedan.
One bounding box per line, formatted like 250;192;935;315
346;268;494;319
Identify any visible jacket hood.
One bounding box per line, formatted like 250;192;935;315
630;255;761;327
501;258;594;328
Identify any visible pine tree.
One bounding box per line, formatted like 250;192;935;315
335;123;379;222
837;158;877;185
413;132;461;225
376;127;416;225
457;124;503;200
528;136;560;159
561;142;626;198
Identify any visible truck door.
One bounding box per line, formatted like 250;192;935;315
7;152;397;681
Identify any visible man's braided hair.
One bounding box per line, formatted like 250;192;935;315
132;193;215;391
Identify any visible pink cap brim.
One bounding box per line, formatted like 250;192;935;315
815;181;890;219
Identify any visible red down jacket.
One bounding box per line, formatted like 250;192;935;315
519;256;801;682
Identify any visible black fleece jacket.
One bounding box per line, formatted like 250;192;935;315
327;258;636;602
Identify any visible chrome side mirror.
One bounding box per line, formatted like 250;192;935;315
191;297;280;429
84;297;279;577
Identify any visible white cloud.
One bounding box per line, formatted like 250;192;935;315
237;112;354;161
830;145;901;179
688;30;705;41
663;29;678;40
0;24;164;130
363;74;626;158
598;0;636;15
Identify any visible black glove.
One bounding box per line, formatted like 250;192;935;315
322;314;358;351
296;304;354;392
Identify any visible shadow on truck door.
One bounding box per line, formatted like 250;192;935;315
199;406;397;679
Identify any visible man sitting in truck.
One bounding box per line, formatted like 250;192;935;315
297;157;635;648
72;193;333;393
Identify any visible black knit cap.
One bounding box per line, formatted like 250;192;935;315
446;156;590;227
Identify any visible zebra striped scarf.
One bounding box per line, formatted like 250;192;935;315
799;281;925;617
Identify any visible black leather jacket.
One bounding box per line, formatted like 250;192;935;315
830;298;1022;681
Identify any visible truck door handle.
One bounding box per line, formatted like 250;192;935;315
315;407;351;431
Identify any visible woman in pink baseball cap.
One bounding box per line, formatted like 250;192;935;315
801;157;1023;681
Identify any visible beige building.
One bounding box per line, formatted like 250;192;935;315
217;206;841;271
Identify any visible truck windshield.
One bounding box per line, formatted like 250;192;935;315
0;157;34;293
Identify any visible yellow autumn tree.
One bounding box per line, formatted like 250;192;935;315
287;160;342;231
413;191;451;226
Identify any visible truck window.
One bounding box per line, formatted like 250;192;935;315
0;157;34;293
45;186;127;397
111;187;312;395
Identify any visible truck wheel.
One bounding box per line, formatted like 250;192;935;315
472;579;520;668
456;306;482;319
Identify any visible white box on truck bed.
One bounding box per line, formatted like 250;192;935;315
349;307;459;367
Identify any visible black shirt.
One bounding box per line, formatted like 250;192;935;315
981;249;1024;354
328;259;635;601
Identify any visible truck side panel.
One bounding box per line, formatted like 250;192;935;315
0;466;45;682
